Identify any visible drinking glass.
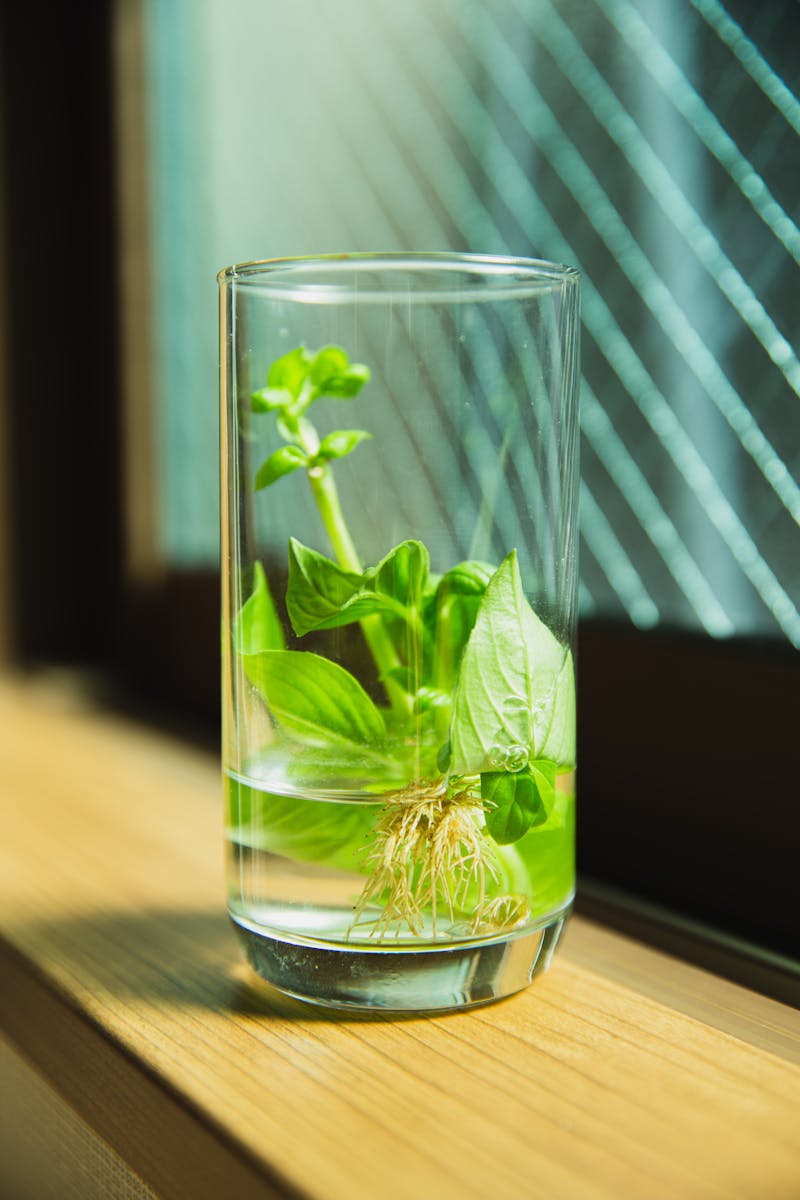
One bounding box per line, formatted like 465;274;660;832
219;253;580;1011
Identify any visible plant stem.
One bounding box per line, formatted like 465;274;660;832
307;466;361;573
307;464;411;718
431;596;455;746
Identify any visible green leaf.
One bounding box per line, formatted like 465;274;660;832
286;538;429;638
450;550;575;775
483;760;565;847
437;560;494;597
226;774;377;872
535;783;572;834
428;560;493;692
243;649;386;749
482;763;556;845
267;346;311;398
309;345;349;387
254;445;307;490
538;652;576;767
483;771;542;844
315;429;371;462
310;345;371;398
371;539;429;609
286;538;363;636
326;363;370;398
529;757;557;815
234;562;285;654
251;386;293;412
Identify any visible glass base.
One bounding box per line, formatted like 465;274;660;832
232;905;570;1013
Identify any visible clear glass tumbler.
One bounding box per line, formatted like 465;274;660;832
219;253;580;1011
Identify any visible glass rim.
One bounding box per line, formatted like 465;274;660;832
217;251;580;304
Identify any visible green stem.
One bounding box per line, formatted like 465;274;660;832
307;464;411;719
307;466;361;572
432;597;455;746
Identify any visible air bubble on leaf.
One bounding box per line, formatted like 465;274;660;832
488;740;529;772
488;743;508;769
503;744;529;772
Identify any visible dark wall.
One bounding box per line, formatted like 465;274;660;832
0;2;121;661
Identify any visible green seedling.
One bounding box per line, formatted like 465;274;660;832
235;344;575;938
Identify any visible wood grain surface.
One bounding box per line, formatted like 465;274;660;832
0;673;798;1200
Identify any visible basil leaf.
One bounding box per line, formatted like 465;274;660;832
450;550;574;774
537;652;576;768
428;560;493;691
323;363;370;398
234;562;285;654
482;769;545;843
267;346;311;398
286;538;363;636
437;560;494;597
254;445;307;490
529;757;557;815
243;649;386;749
315;429;371;462
251;386;293;412
227;774;377;872
371;539;429;609
482;760;556;845
286;538;428;637
538;785;571;833
309;345;349;387
310;345;371;398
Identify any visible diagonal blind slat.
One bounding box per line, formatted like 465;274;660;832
145;0;800;646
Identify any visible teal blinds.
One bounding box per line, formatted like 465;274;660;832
145;0;799;645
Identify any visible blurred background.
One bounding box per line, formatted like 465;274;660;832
1;0;797;955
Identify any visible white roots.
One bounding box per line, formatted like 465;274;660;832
350;780;530;941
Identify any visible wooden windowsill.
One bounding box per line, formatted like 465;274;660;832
0;673;798;1200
